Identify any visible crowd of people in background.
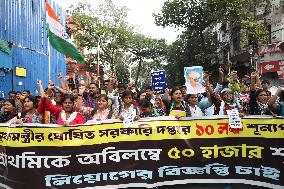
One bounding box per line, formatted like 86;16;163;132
0;68;284;126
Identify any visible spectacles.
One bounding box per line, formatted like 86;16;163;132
190;77;200;82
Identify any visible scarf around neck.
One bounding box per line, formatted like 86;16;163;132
0;111;17;123
257;101;269;115
60;111;78;126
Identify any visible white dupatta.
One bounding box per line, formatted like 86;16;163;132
60;111;78;126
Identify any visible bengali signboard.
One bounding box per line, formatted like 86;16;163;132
259;60;284;78
257;43;283;55
151;70;166;91
0;116;283;189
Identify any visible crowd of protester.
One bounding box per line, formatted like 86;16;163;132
0;68;284;126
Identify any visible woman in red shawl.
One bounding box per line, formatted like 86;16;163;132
43;94;84;126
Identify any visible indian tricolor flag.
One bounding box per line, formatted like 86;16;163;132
46;1;85;63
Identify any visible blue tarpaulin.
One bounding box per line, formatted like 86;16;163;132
0;50;12;70
0;40;12;70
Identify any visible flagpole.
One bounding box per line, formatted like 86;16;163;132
227;51;231;74
46;0;51;80
97;39;100;88
48;40;51;80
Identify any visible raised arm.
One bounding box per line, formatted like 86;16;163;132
45;97;62;117
255;72;261;89
268;88;282;113
46;80;55;97
204;73;214;96
57;72;67;90
84;71;91;87
37;80;46;98
55;85;67;94
218;67;224;85
74;68;80;91
250;71;258;91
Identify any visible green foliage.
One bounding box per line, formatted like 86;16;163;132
154;0;269;45
131;61;164;88
97;0;130;28
115;62;130;84
127;33;168;85
155;0;218;32
67;2;132;73
164;29;219;86
154;0;270;86
127;34;167;61
67;0;168;84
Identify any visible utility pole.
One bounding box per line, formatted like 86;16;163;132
97;38;101;88
135;57;142;87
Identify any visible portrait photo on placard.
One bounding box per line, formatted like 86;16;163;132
184;66;206;94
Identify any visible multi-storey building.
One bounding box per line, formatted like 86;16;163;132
216;0;284;85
